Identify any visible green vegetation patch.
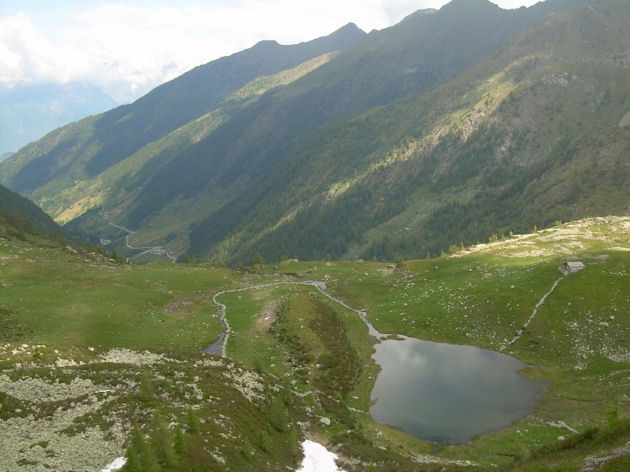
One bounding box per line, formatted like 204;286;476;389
1;216;628;470
0;239;231;351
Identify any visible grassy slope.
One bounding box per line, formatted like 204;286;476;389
0;236;306;471
0;240;231;351
201;0;629;265
1;1;586;264
247;216;630;469
1;216;628;470
0;51;340;261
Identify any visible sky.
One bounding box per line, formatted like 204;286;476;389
0;0;540;103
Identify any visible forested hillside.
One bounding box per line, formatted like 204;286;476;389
0;185;65;240
2;0;627;265
188;0;630;263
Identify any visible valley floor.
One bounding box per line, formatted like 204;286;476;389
0;216;629;471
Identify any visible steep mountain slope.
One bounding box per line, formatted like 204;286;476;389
187;0;630;263
117;0;568;238
1;0;617;265
0;184;65;240
0;23;366;196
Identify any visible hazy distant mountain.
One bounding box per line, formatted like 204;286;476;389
0;81;117;154
3;0;627;265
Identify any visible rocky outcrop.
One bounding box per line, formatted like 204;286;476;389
562;261;585;275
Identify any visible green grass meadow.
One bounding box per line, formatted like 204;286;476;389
1;217;628;470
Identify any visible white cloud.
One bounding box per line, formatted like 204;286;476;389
0;13;62;84
0;0;543;103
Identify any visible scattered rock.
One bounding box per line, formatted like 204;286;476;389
561;261;585;275
543;72;575;87
582;441;630;471
0;375;101;402
100;348;170;365
223;369;264;402
379;265;396;275
319;417;331;427
547;420;578;434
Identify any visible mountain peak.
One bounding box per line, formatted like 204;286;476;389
318;21;366;44
440;0;499;12
334;22;363;34
251;39;281;50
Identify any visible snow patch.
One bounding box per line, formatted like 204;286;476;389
101;457;126;472
297;440;342;472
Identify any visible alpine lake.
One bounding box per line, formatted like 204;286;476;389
369;336;545;443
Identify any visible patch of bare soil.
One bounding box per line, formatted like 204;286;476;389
163;294;206;314
256;300;279;332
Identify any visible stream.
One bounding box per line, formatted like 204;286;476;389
203;279;544;443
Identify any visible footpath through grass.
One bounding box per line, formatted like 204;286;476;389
252;217;630;469
1;216;628;471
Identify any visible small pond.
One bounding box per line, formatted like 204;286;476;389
202;333;224;355
370;336;544;443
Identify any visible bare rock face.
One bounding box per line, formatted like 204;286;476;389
319;417;332;427
561;261;585;275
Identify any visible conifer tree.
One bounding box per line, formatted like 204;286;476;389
174;427;187;456
186;408;200;433
151;414;177;469
123;427;160;472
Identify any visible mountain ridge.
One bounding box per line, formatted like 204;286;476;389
2;0;626;265
82;21;367;177
188;0;629;263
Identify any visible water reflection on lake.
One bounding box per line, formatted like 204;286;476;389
370;337;544;443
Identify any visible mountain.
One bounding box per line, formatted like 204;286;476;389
198;0;630;264
0;184;65;240
71;22;368;179
0;81;117;155
2;0;626;266
0;23;367;227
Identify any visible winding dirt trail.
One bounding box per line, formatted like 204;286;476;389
100;210;177;263
502;274;566;349
206;279;384;358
